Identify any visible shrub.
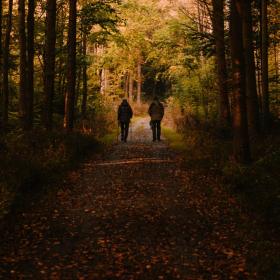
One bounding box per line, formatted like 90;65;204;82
0;130;99;218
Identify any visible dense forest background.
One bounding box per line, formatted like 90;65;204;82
0;0;279;221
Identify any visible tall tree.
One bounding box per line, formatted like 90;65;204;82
242;0;260;134
124;71;129;99
81;32;87;117
0;0;2;76
211;0;231;129
0;0;3;128
64;0;77;131
26;0;35;129
261;0;270;128
0;0;2;70
229;0;251;163
43;0;57;129
137;57;142;105
128;70;133;102
100;67;109;95
18;0;27;129
2;0;13;128
56;3;67;99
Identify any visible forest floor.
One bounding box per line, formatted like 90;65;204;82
0;117;279;279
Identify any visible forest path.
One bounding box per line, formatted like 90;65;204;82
0;117;262;279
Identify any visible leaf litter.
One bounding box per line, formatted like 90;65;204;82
0;118;279;279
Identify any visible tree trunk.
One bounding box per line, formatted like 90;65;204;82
124;71;129;99
57;46;65;99
274;42;278;85
229;0;251;163
100;68;107;95
64;0;77;131
75;40;83;109
81;32;87;117
26;0;35;129
0;0;2;89
128;70;133;102
18;0;28;129
75;64;82;108
242;0;260;135
137;59;142;105
0;0;2;95
2;0;13;128
0;0;2;63
56;6;66;99
261;0;270;128
211;0;231;128
255;46;263;111
43;0;56;130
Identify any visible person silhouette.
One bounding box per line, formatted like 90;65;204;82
148;97;164;141
117;99;133;142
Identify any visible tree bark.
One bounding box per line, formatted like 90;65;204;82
2;0;13;128
100;68;107;95
64;0;77;131
43;0;56;130
211;0;231;128
75;63;82;108
124;71;129;99
18;0;28;129
26;0;35;129
0;0;2;90
0;0;2;86
128;70;133;102
229;0;251;163
56;5;66;99
242;0;260;135
137;59;142;105
0;1;2;129
273;42;278;85
81;32;87;117
255;46;263;111
261;0;270;128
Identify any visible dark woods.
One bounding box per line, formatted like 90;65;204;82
227;0;271;163
0;2;279;277
0;0;279;164
0;0;120;133
192;0;278;163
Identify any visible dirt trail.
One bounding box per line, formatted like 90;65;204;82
0;117;265;279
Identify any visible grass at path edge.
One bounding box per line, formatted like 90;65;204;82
162;127;187;151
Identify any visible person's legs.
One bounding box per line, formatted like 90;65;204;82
156;121;161;141
120;122;125;141
151;120;156;141
124;122;129;142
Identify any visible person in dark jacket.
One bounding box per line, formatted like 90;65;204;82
118;99;133;142
148;96;164;141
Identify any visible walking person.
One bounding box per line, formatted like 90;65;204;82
118;99;133;142
148;96;164;141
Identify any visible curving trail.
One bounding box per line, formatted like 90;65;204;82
0;117;269;279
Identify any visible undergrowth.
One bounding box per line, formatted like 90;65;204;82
0;129;100;218
162;127;187;151
165;122;280;227
223;135;280;228
164;122;280;277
